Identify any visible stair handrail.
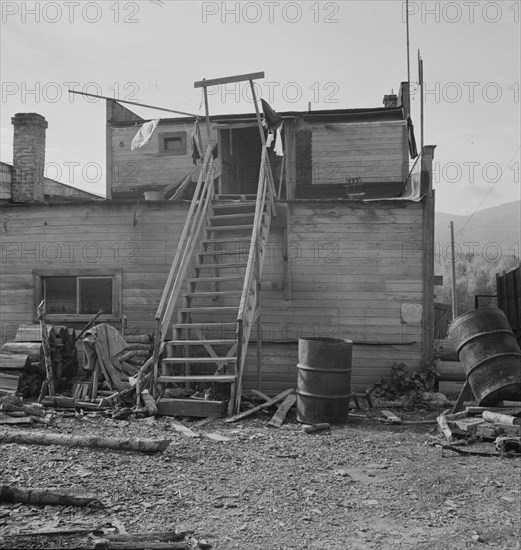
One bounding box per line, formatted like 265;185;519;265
234;145;275;410
150;144;216;393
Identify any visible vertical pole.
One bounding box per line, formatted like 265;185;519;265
249;79;266;147
256;243;262;390
450;221;458;319
202;79;211;146
406;0;411;86
419;52;424;153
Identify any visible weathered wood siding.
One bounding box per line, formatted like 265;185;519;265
1;199;426;390
305;120;407;185
0;201;188;344
109;122;217;198
241;200;426;392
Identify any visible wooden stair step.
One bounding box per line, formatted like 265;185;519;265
178;306;238;313
184;290;243;297
198;250;247;257
205;225;253;231
215;194;257;200
168;339;237;345
158;375;236;383
211;202;257;210
195;262;248;269
209;213;255;221
203;237;252;244
163;357;237;364
172;322;237;329
187;275;243;283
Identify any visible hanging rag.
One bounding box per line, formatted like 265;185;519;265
274;121;284;157
190;120;203;165
131;119;160;151
261;99;283;132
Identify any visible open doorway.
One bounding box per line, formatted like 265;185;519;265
219;126;263;195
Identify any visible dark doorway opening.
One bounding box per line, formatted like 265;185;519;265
219;126;263;195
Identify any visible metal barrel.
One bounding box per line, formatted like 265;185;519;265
448;307;521;405
296;337;353;424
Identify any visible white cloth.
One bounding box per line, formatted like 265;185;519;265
131;119;160;151
274;121;284;156
266;132;275;148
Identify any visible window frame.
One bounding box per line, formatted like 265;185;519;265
158;131;187;155
33;268;122;322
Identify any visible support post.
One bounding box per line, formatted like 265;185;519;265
450;220;458;319
202;79;211;146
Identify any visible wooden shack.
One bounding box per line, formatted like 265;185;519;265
0;80;436;407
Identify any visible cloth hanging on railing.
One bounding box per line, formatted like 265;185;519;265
190;120;203;165
273;121;284;157
261;99;284;157
131;119;160;151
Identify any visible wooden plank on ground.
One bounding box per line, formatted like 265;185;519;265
380;410;402;424
251;389;271;402
167;420;200;438
225;389;295;423
268;393;296;428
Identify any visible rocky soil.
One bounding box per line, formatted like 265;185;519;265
1;406;520;550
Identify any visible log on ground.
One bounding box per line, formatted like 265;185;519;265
0;485;100;507
0;429;171;453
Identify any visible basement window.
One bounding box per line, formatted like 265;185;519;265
159;132;186;155
33;269;121;321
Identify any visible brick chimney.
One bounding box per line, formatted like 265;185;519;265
383;94;398;108
11;113;48;202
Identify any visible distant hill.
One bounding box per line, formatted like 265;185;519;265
435;201;520;260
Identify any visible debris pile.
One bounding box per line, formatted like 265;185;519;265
437;403;521;457
0;324;78;396
0;395;50;425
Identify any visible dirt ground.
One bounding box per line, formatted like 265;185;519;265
1;405;520;550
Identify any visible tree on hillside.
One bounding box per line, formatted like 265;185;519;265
435;253;519;316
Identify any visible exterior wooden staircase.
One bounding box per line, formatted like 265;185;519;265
151;145;276;415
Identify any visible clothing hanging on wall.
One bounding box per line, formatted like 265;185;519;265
131;119;160;151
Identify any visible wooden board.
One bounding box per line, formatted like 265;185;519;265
268;393;296;427
157;398;226;419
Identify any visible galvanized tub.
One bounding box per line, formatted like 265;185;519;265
296;337;353;424
448;307;521;405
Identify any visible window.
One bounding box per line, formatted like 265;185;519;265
33;269;121;321
159;132;186;155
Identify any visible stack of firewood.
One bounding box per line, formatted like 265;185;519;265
0;394;49;424
0;324;79;396
118;332;154;372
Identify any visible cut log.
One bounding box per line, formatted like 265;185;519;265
123;334;152;344
434;339;459;361
93;541;189;550
104;531;187;543
225;389;295;423
140;389;158;416
1;343;42;362
0;353;31;371
0;429;171;453
0;485;100;507
268;393;296;428
124;343;154;352
436;361;466;382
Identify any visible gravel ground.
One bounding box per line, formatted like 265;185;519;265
1;406;520;550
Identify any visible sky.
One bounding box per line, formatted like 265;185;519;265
1;0;520;215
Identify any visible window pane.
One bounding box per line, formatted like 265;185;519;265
164;137;182;150
45;277;76;314
78;278;113;315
